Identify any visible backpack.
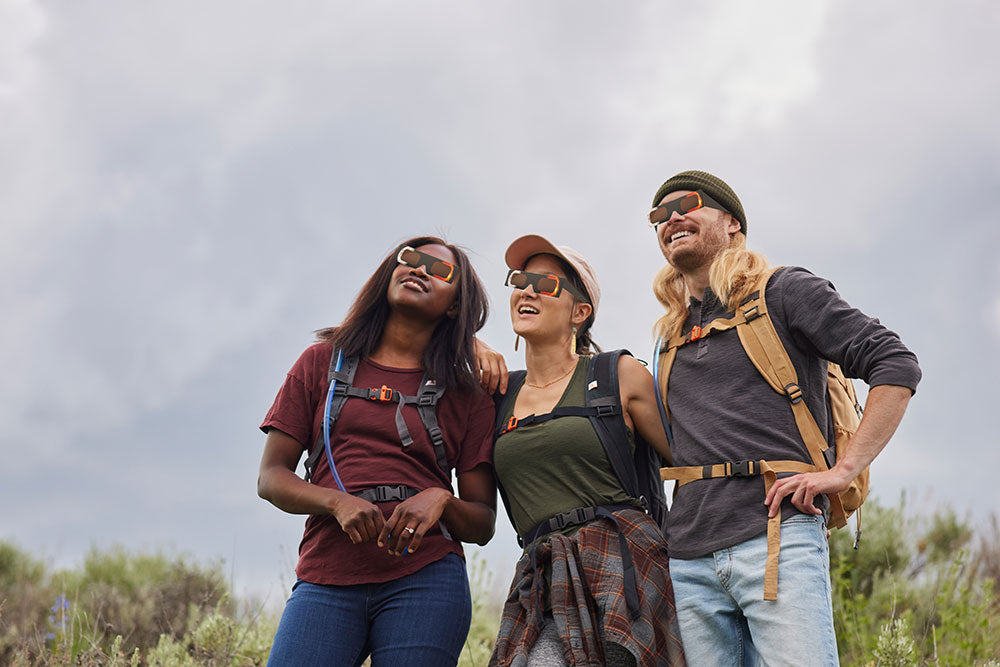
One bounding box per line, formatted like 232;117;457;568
303;347;449;487
493;350;669;547
655;267;869;600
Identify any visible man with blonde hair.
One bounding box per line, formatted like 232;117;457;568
649;170;920;664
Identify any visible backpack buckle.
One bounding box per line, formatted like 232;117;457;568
784;383;803;404
595;404;616;417
727;460;755;477
502;416;518;434
369;385;394;401
689;325;703;342
743;305;760;322
418;394;437;407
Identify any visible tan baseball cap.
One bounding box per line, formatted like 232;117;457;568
504;234;600;317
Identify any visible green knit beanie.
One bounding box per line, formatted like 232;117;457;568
651;170;747;235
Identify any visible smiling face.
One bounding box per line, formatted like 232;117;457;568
654;190;740;273
386;243;460;322
509;254;591;342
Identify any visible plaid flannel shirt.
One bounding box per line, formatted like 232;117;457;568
490;509;685;666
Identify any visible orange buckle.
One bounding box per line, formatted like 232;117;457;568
503;416;518;433
369;385;394;401
690;325;703;341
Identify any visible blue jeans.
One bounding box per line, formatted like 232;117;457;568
267;554;472;666
669;515;838;666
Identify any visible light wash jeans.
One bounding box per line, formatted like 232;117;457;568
669;514;838;667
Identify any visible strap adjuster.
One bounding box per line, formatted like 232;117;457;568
373;484;408;502
418;394;436;406
689;325;703;342
743;305;760;322
727;460;755;477
784;383;803;404
596;404;616;417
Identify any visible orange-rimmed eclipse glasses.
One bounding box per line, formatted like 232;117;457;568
648;190;726;229
505;270;588;301
396;246;456;283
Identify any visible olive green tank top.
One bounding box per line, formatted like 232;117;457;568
493;357;636;542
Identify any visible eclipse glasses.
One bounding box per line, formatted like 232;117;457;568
505;270;587;301
648;190;726;229
396;246;456;283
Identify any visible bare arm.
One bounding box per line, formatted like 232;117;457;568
764;384;912;517
618;355;673;465
474;337;509;394
378;463;497;555
257;428;385;543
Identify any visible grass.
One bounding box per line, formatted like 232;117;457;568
2;497;997;665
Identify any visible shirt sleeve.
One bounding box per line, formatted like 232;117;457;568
260;344;328;449
776;267;922;393
455;388;496;474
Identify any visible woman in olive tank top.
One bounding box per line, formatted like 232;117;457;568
489;235;685;667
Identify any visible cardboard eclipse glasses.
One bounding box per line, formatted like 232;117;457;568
648;190;726;228
505;270;587;301
396;246;456;283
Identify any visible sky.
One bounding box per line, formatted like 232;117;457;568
2;0;998;611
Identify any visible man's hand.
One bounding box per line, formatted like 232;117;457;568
473;337;508;394
331;494;386;544
378;487;452;556
764;468;854;518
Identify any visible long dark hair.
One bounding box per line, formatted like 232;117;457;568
316;236;488;390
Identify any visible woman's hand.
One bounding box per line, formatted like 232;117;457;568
378;487;452;556
474;337;509;394
331;494;387;544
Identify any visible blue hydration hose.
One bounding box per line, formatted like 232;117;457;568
651;338;674;446
322;349;348;492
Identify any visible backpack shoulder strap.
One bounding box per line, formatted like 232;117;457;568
492;371;527;546
412;376;449;476
304;350;359;482
733;268;848;524
585;350;641;501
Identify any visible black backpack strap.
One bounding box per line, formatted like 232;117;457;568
411;375;449;476
585;350;642;502
304;351;359;482
493;371;527;546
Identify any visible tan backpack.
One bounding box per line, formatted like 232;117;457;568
656;267;869;600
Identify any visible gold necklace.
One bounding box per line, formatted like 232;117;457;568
525;359;578;389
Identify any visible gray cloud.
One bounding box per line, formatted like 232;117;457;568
2;0;997;602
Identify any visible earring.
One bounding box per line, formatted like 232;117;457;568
514;334;521;352
570;327;577;356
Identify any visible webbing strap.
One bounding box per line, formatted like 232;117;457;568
495;404;617;438
659;458;815;600
735;270;848;529
352;485;454;540
305;352;450;482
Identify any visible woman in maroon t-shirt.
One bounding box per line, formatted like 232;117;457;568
258;236;497;666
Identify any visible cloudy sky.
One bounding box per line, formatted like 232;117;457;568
3;0;998;609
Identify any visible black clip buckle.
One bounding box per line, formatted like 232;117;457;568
728;460;754;477
418;394;436;406
596;404;616;417
784;383;803;404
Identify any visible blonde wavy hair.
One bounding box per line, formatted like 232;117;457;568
653;232;770;340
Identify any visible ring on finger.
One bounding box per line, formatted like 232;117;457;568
405;527;415;534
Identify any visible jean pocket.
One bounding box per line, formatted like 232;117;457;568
782;514;821;526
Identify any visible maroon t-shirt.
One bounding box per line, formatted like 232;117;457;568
260;342;495;585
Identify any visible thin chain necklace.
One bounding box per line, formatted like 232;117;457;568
525;358;578;389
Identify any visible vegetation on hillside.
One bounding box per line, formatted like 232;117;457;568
2;497;997;665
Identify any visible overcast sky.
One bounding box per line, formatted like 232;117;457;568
3;0;998;610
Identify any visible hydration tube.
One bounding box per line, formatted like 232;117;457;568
651;338;674;445
322;349;348;492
